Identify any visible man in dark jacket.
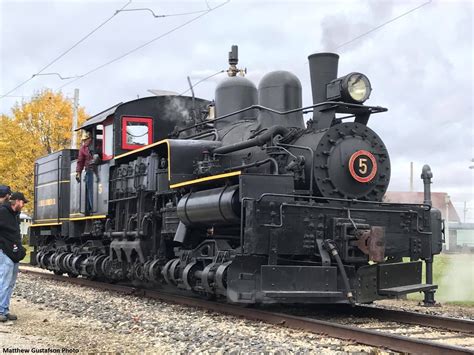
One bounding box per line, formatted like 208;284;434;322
76;130;94;214
0;192;28;322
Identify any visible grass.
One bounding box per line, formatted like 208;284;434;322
22;244;32;264
407;253;474;306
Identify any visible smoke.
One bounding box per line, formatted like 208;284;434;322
166;97;192;123
320;1;396;51
437;253;474;303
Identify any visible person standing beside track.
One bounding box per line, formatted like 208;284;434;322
0;192;28;322
0;185;11;204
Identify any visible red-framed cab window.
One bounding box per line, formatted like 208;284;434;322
102;117;114;161
122;116;153;150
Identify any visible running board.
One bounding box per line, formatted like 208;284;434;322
263;291;343;298
379;284;437;296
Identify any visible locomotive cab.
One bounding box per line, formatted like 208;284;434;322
70;105;118;219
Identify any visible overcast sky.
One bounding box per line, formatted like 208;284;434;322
1;0;473;220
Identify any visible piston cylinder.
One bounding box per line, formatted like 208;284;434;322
177;185;240;226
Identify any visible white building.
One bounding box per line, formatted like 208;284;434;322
19;212;32;239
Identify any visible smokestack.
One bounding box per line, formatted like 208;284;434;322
307;53;339;129
410;162;414;192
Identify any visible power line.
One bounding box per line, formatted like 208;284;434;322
37;0;132;73
32;73;83;80
333;0;432;50
0;0;132;99
57;0;230;91
115;7;210;18
0;77;34;99
0;95;32;99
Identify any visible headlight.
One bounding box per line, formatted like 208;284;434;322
327;72;372;104
347;73;371;103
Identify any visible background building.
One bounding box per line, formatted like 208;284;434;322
19;212;32;244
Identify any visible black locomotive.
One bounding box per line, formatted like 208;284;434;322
29;47;443;305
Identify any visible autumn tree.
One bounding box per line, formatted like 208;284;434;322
0;89;88;213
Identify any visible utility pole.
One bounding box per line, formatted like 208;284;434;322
71;88;79;149
464;201;467;223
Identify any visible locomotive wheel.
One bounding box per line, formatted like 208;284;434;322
162;258;180;286
201;262;218;294
146;259;162;282
48;253;59;271
100;257;123;281
38;252;47;269
55;253;68;274
168;259;181;285
92;255;107;278
51;253;63;272
133;262;145;281
161;259;173;285
36;251;44;268
70;255;85;274
182;261;199;291
63;254;71;271
40;252;53;269
215;261;232;293
142;260;152;281
48;253;57;270
80;256;95;277
62;253;73;273
100;256;113;280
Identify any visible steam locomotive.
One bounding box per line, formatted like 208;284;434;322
29;46;443;305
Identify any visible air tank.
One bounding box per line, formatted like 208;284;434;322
257;70;304;128
214;76;257;128
177;185;240;226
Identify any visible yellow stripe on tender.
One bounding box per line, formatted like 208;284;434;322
30;222;63;227
34;218;69;222
69;214;107;221
170;171;241;189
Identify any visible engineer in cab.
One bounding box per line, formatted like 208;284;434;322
75;130;95;215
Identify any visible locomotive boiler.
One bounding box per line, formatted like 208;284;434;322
29;46;443;305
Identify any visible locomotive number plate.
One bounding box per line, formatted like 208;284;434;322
349;150;377;183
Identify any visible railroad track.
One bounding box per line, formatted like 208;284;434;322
19;266;474;354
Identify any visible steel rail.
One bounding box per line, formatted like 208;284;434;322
18;267;473;354
353;305;474;335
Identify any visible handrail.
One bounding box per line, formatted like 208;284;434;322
171;101;388;135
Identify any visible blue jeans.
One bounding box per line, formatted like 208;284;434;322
0;249;19;315
85;169;93;214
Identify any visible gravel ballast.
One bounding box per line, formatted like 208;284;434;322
375;299;474;319
1;273;385;354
